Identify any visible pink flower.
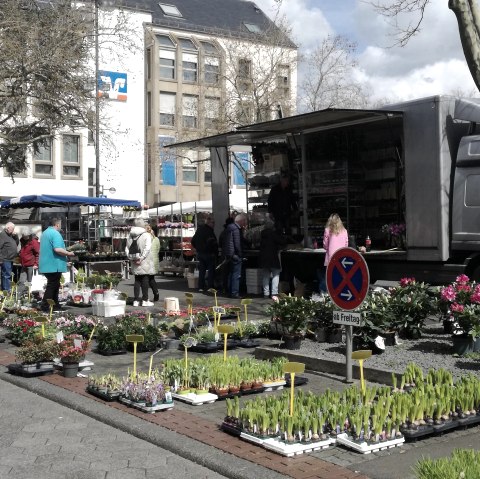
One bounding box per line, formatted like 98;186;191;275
471;292;480;304
400;277;415;287
441;285;456;302
456;274;470;284
456;284;472;293
450;303;464;313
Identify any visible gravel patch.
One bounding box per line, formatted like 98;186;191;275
285;322;480;381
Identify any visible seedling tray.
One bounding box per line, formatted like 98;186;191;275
336;433;404;454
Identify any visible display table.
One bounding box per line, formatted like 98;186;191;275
75;260;128;278
281;248;407;284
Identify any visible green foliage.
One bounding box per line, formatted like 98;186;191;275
266;296;319;337
15;337;60;363
414;449;480;479
96;323;128;352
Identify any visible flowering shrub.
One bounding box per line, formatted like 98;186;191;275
121;373;167;405
15;337;60;364
4;317;42;344
389;277;435;338
54;314;99;338
58;335;88;363
438;275;480;337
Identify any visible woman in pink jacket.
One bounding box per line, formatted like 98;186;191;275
319;213;348;292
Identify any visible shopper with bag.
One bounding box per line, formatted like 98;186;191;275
18;228;40;291
126;219;155;307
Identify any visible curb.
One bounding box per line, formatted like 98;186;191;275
0;369;287;479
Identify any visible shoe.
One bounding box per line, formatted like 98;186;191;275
198;289;204;293
153;295;160;302
142;300;154;307
133;301;140;307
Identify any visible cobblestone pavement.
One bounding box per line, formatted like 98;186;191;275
0;378;227;479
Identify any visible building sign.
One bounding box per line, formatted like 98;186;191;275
98;71;127;101
159;136;176;186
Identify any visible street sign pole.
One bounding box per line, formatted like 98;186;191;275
326;247;370;384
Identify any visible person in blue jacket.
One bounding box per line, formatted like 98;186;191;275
38;218;75;312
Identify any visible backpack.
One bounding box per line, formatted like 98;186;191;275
128;233;143;258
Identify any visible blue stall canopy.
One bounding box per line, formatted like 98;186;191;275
0;194;140;209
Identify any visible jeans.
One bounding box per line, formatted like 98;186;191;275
197;253;215;290
42;272;62;308
1;260;13;291
228;258;242;297
262;268;281;297
18;266;34;293
134;274;149;302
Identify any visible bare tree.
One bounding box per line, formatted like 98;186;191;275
370;0;480;92
220;14;298;127
0;0;139;179
299;35;369;112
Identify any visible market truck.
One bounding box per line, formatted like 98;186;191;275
170;95;480;284
282;95;480;285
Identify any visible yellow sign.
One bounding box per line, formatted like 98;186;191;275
283;362;305;374
126;335;144;343
351;350;372;361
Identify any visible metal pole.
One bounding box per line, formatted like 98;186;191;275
301;134;308;244
346;325;353;382
94;0;100;197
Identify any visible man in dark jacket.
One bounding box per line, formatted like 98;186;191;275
222;213;247;298
268;174;297;234
0;222;18;292
191;216;218;292
259;219;287;298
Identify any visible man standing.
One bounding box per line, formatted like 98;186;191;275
267;174;297;234
39;218;75;311
222;213;247;298
0;222;18;292
191;216;218;292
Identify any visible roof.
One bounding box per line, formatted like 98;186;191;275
120;0;296;47
0;195;141;209
168;108;404;149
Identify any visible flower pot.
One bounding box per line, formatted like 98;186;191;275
452;335;474;355
62;362;79;378
315;327;327;343
443;319;455;335
327;328;343;344
283;336;302;350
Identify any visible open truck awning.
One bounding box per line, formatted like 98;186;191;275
0;194;141;209
166;108;403;149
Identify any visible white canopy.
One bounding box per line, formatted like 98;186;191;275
148;200;245;216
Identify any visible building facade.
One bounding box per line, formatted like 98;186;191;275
0;0;297;208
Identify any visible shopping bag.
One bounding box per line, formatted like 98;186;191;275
30;271;47;292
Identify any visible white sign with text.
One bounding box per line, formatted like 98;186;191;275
332;310;363;327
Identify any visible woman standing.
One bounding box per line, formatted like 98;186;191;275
320;213;348;292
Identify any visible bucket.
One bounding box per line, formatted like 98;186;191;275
164;297;179;313
104;290;118;301
187;275;199;289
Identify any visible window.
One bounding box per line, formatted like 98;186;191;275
146;48;151;79
158;35;176;79
147;143;152;182
277;65;290;98
183;152;197;182
238;59;252;79
147;92;152;126
256;107;270;122
159;3;182;17
205;97;220;130
201;151;211;183
244;23;262;33
159;91;176;126
88;168;96;197
62;135;80;177
182;94;198;129
33;138;54;177
179;38;198;83
159;135;176;186
201;42;219;84
87;110;94;144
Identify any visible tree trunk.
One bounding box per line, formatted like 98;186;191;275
449;0;480;92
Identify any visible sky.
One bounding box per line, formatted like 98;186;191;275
254;0;479;105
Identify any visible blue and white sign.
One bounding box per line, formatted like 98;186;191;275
98;71;127;101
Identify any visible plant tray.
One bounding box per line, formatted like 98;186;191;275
211;391;241;401
86;386;121;402
236;339;261;348
96;349;127;356
171;391;218;405
285;374;309;387
431;420;458;433
263;437;335;457
7;363;54;377
221;422;242;437
262;380;286;392
240;431;272;446
240;386;265;395
119;396;174;413
190;343;219;353
336;433;404;454
400;425;434;441
456;414;480;428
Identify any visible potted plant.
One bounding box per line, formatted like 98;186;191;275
96;323;128;355
389;277;435;339
14;336;60;373
266;296;318;349
58;335;88;378
311;294;335;342
451;304;480;355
